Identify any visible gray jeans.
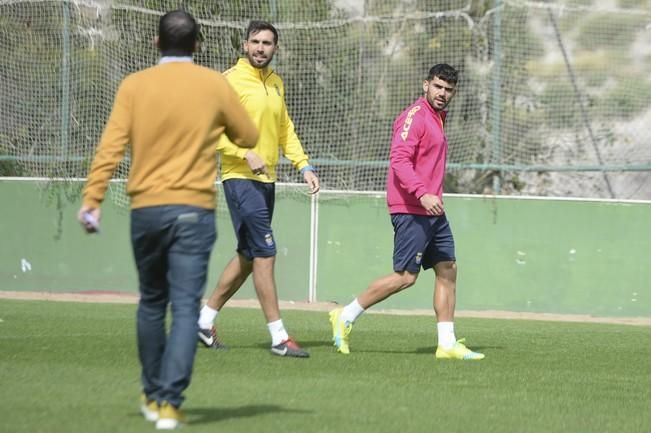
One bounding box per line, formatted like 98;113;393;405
131;205;216;408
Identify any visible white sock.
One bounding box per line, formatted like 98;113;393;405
437;321;456;349
267;319;289;346
198;305;219;329
341;298;365;323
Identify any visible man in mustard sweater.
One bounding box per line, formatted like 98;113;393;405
197;20;319;358
77;10;258;429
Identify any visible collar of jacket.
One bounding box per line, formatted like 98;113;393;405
158;56;193;64
236;58;274;81
417;96;447;124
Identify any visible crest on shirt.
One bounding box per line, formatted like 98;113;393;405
400;105;421;141
415;252;423;265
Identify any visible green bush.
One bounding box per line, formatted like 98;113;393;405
539;81;580;128
596;77;651;119
617;0;649;9
0;159;25;176
576;15;647;50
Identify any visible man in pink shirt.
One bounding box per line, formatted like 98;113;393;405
329;64;484;360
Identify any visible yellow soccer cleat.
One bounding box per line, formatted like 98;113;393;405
140;393;159;422
329;307;352;355
156;401;186;430
435;338;485;360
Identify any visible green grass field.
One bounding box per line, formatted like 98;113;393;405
1;299;650;433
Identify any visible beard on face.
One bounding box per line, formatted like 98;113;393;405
246;51;273;69
427;94;448;111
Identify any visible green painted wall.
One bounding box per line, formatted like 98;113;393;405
1;179;650;318
0;180;310;304
317;194;651;317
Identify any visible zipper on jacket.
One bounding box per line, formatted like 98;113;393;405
260;70;275;96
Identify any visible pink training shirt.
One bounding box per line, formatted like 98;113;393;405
386;96;448;216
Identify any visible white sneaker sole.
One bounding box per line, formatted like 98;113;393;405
141;405;159;422
156;418;180;430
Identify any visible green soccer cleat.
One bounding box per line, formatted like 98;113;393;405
435;338;485;360
140;393;159;422
329;307;352;354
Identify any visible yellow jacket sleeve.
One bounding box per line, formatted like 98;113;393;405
82;80;132;208
279;100;309;171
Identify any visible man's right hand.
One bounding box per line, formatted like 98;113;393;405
244;150;268;176
77;205;101;233
419;194;444;216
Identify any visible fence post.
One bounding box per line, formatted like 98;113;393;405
491;0;503;193
308;191;319;303
61;1;71;161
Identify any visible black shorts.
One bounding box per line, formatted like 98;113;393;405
391;213;456;273
222;179;276;259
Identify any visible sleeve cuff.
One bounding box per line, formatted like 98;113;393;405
300;164;315;174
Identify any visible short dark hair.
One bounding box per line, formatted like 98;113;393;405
246;20;278;44
158;10;199;55
427;64;459;84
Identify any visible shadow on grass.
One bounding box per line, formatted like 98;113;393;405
348;345;504;355
352;348;434;355
185;404;312;425
414;345;504;354
243;340;333;351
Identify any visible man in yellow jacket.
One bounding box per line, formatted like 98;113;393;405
198;20;319;358
77;10;258;428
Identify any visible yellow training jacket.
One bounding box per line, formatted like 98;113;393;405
218;58;310;182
